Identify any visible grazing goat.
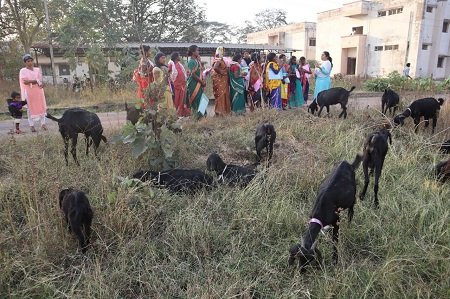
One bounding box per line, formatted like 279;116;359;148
255;123;276;162
359;129;392;207
206;153;256;187
133;169;214;194
440;139;450;154
435;159;450;182
59;188;93;253
308;86;356;119
381;88;400;116
393;98;444;133
46;108;107;166
288;154;362;271
125;102;142;125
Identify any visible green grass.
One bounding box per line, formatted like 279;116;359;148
0;105;449;298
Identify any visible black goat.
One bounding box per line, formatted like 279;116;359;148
440;139;450;154
59;188;93;253
308;86;356;119
46;108;107;166
435;159;450;182
381;88;400;116
255;123;276;162
393;98;444;133
360;129;392;207
206;153;256;187
133;169;214;194
288;154;362;271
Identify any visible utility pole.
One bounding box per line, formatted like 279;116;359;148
43;0;57;85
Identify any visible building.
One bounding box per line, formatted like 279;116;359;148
246;22;316;59
31;42;292;84
316;0;450;79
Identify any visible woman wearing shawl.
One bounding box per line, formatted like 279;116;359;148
133;45;155;99
299;56;312;105
229;53;246;114
19;54;47;132
264;53;282;110
145;67;175;114
168;52;190;117
211;46;231;116
248;52;263;111
287;56;304;108
185;45;206;119
313;51;333;101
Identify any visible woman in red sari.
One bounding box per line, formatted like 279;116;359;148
168;52;190;117
132;45;155;99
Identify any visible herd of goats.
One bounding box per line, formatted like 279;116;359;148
42;86;450;272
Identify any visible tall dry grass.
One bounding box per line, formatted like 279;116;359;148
0;100;449;298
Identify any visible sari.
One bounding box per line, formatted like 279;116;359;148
211;48;231;116
229;63;246;114
133;58;155;99
168;60;190;117
300;64;311;103
185;57;204;117
313;60;332;100
264;61;282;109
288;63;304;108
248;61;263;110
281;63;289;108
19;67;47;122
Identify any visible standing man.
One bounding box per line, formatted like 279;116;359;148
403;63;412;79
19;54;47;132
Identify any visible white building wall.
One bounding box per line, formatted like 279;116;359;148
317;0;450;79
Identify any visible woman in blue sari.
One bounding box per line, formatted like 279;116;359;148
313;51;333;101
229;53;246;114
287;56;304;108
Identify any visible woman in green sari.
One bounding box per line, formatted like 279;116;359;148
287;56;304;108
229;53;246;114
185;45;206;118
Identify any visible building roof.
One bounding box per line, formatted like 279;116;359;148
31;42;297;57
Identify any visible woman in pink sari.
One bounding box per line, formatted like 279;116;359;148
19;54;47;132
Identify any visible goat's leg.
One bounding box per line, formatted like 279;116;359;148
339;104;347;119
332;223;340;264
424;117;430;128
348;205;354;223
360;162;370;200
317;105;325;117
373;159;384;208
63;136;69;166
85;137;89;156
393;106;397;116
432;116;437;134
70;135;80;166
382;102;386;114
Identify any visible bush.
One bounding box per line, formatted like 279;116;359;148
363;71;450;92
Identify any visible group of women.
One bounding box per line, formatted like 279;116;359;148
132;44;334;119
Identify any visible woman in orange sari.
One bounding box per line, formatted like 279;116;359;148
211;46;230;116
132;45;155;99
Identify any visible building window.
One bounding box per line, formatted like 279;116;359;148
426;6;433;13
58;64;70;76
422;44;430;50
443;21;449;33
384;45;399;51
388;8;403;15
352;26;363;35
374;46;383;51
378;10;387;17
437;57;445;68
40;65;53;76
309;38;316;46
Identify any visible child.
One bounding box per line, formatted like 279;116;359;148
7;91;27;134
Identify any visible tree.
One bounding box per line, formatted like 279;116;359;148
254;9;288;31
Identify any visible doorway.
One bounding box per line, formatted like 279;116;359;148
347;57;356;75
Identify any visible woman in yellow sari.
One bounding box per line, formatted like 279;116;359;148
264;53;282;109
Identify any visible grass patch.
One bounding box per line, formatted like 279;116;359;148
0;103;449;298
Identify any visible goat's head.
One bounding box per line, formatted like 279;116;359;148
288;238;322;271
206;153;224;172
59;187;75;209
393;114;406;127
438;98;445;106
308;101;318;114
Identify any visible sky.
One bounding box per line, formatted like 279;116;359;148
202;0;349;26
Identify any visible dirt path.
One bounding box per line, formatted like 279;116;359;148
2;93;447;139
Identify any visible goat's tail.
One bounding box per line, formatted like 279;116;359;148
351;154;363;170
101;135;107;143
438;98;444;106
348;86;356;93
45;113;61;122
